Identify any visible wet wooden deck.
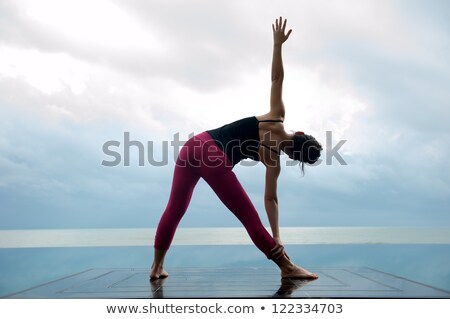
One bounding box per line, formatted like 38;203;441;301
4;267;450;298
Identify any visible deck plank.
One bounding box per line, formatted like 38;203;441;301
4;267;450;298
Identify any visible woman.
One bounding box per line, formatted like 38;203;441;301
151;17;322;280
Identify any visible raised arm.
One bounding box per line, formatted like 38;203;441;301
270;17;292;121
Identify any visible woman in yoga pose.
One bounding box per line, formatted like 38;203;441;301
151;17;322;280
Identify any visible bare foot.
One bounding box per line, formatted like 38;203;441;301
150;265;169;281
282;264;318;280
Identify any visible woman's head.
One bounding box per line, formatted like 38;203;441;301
288;131;322;173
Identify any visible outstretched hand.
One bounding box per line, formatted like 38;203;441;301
272;16;292;46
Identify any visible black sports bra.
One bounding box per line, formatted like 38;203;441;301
206;116;284;167
256;118;284;155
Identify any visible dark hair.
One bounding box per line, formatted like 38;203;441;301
292;133;322;175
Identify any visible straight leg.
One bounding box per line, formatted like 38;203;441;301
151;157;200;280
202;168;276;258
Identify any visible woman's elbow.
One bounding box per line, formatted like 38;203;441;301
271;75;284;83
264;195;278;204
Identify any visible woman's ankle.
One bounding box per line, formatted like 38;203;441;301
152;248;168;270
152;262;164;269
273;253;294;272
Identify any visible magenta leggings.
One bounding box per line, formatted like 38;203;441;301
154;131;277;259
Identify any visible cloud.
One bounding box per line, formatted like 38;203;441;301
0;0;449;230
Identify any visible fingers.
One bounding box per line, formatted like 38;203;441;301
273;247;285;259
270;243;285;259
273;17;290;33
270;244;281;253
286;29;292;38
274;16;283;30
271;248;281;259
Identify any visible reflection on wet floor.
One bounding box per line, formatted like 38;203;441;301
150;275;315;299
5;267;450;298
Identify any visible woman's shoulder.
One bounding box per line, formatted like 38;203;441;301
256;112;285;138
255;112;285;122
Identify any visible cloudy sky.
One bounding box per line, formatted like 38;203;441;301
0;0;449;230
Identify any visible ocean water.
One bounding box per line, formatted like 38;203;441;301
1;227;449;248
1;227;450;297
